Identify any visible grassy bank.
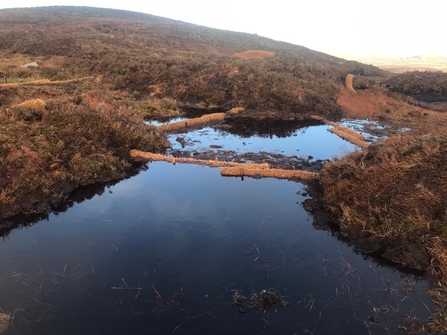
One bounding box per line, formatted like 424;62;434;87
0;95;167;219
320;133;447;332
322;134;447;240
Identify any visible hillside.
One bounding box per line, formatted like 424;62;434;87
0;6;387;119
0;6;405;220
385;70;447;102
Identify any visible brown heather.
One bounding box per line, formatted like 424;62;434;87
234;50;275;59
0;313;10;334
321;133;447;238
0;97;166;217
0;7;386;118
320;133;447;313
2;6;447;330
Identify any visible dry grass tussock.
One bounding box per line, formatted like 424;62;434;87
0;97;166;218
157;113;226;132
234;50;275;59
12;98;46;109
0;313;10;334
321;134;447;331
321;133;447;238
427;237;447;289
321;132;447;332
425;285;447;333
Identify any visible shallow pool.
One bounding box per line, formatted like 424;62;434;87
168;125;357;161
0;163;432;335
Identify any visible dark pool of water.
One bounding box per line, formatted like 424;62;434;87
0;163;433;335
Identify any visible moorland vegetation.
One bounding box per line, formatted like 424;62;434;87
385;70;447;101
0;7;385;115
2;10;447;327
0;6;386;218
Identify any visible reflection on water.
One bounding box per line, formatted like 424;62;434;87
145;106;226;127
146;116;188;127
0;165;146;239
0;163;432;334
223;118;326;138
168;125;357;161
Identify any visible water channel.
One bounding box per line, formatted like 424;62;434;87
0;117;432;334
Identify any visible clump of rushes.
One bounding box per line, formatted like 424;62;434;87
0;98;167;217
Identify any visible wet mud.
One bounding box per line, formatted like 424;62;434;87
171;149;326;172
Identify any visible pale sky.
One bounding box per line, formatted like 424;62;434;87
1;0;446;58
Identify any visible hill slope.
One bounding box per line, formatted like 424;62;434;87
0;6;392;219
0;6;386;118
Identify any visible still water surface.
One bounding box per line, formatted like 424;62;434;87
0;122;432;334
168;125;356;161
